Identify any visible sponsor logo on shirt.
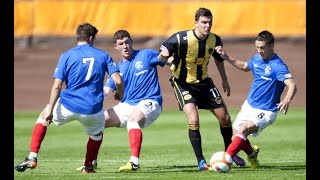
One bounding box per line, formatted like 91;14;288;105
260;75;272;81
135;70;148;76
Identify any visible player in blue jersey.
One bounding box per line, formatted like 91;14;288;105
15;23;124;174
79;30;167;172
215;30;297;168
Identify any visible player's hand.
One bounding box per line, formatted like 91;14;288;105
158;45;170;61
43;113;53;126
277;100;290;115
166;56;174;65
215;46;229;60
222;80;231;97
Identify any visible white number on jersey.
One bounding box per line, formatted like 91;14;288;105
82;57;95;80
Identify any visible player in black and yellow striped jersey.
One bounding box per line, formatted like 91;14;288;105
158;7;245;170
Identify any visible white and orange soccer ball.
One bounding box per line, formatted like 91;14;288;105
209;151;233;173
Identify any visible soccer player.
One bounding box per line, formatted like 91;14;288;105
157;7;245;170
215;30;297;168
88;29;167;172
14;22;124;174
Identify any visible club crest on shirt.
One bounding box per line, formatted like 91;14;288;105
264;65;271;75
135;61;143;70
215;97;222;104
195;58;204;65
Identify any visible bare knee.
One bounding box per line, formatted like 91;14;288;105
240;122;258;136
210;107;232;127
104;109;121;128
217;113;232;127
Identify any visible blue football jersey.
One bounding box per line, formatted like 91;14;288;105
53;44;118;114
105;49;165;107
246;53;292;111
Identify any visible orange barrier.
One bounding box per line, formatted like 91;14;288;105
14;0;305;38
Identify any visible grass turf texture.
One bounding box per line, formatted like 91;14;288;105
14;109;306;179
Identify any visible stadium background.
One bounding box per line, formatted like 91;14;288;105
14;0;306;112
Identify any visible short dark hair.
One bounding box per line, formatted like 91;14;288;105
113;29;131;44
195;7;212;21
76;22;98;42
256;30;274;45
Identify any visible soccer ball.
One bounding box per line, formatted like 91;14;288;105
209;151;233;173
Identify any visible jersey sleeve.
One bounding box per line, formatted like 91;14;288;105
105;77;117;90
105;52;119;76
212;34;225;61
276;62;292;82
159;33;179;57
53;53;67;81
146;49;166;67
246;57;254;70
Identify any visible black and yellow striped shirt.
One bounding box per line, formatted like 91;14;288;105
161;29;224;84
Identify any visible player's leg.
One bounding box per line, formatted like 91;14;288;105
226;102;257;166
170;77;208;170
226;120;259;168
227;100;277;168
76;106;123;171
105;107;122;128
210;106;233;150
80;110;105;173
203;78;245;167
81;132;103;173
183;103;209;170
118;105;145;172
210;106;245;166
15;100;66;172
119;100;161;172
15;108;47;172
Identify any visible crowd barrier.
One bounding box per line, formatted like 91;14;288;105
14;0;305;38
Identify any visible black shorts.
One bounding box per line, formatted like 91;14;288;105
169;76;225;110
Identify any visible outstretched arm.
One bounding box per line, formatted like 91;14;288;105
277;78;297;114
215;46;250;72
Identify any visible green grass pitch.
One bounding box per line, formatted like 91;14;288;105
14;109;306;179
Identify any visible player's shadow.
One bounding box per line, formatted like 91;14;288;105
257;165;306;171
123;164;203;173
118;164;306;173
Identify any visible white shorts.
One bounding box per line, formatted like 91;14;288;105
232;100;278;137
113;100;162;128
38;99;105;136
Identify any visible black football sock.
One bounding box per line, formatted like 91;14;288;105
189;129;205;163
220;125;233;151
